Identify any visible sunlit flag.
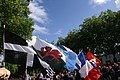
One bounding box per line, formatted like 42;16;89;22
75;52;94;79
57;45;77;72
29;36;66;70
4;29;35;67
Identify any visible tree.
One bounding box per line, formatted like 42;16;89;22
57;9;120;58
0;0;34;52
57;29;82;53
80;10;120;55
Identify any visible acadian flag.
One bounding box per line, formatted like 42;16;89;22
57;45;77;72
86;51;101;80
30;36;66;70
75;52;94;79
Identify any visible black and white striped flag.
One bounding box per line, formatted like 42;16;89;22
4;29;36;67
4;29;55;77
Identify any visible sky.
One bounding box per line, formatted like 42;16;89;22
28;0;120;43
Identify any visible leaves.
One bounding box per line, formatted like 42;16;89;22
57;9;120;55
0;0;34;51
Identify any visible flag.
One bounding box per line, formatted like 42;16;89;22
35;55;55;77
31;46;55;77
57;45;77;72
85;68;101;80
86;51;101;80
4;29;35;67
4;29;54;77
30;36;66;70
86;51;101;68
75;52;86;70
75;52;94;79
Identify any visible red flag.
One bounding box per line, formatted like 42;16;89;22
86;51;101;68
86;51;101;80
85;68;101;80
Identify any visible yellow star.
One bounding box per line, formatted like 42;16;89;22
65;56;68;59
80;57;84;60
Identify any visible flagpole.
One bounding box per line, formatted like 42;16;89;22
2;25;5;67
25;63;28;80
31;46;43;60
25;52;27;79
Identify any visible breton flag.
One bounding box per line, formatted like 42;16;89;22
35;55;55;77
29;36;66;70
75;52;94;79
4;29;35;67
57;45;77;72
4;29;54;77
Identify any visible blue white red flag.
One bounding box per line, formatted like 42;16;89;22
75;52;94;79
86;51;101;80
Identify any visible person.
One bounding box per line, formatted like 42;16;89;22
62;71;68;80
74;69;83;80
0;67;10;80
35;73;43;80
113;63;119;80
53;74;57;80
108;65;115;80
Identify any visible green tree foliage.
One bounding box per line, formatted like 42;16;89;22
0;0;34;52
57;9;120;55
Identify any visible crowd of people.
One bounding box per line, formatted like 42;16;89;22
0;61;120;80
99;62;120;80
34;62;120;80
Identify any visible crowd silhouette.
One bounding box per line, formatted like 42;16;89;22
2;61;120;80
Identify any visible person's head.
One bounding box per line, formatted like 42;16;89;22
108;65;112;69
117;62;120;66
114;63;118;66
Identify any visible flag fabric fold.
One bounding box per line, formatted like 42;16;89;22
4;29;54;77
31;46;55;77
85;68;101;80
75;52;86;70
86;51;101;80
75;52;94;79
57;45;77;72
37;56;55;77
30;36;66;70
86;51;101;68
30;36;66;62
